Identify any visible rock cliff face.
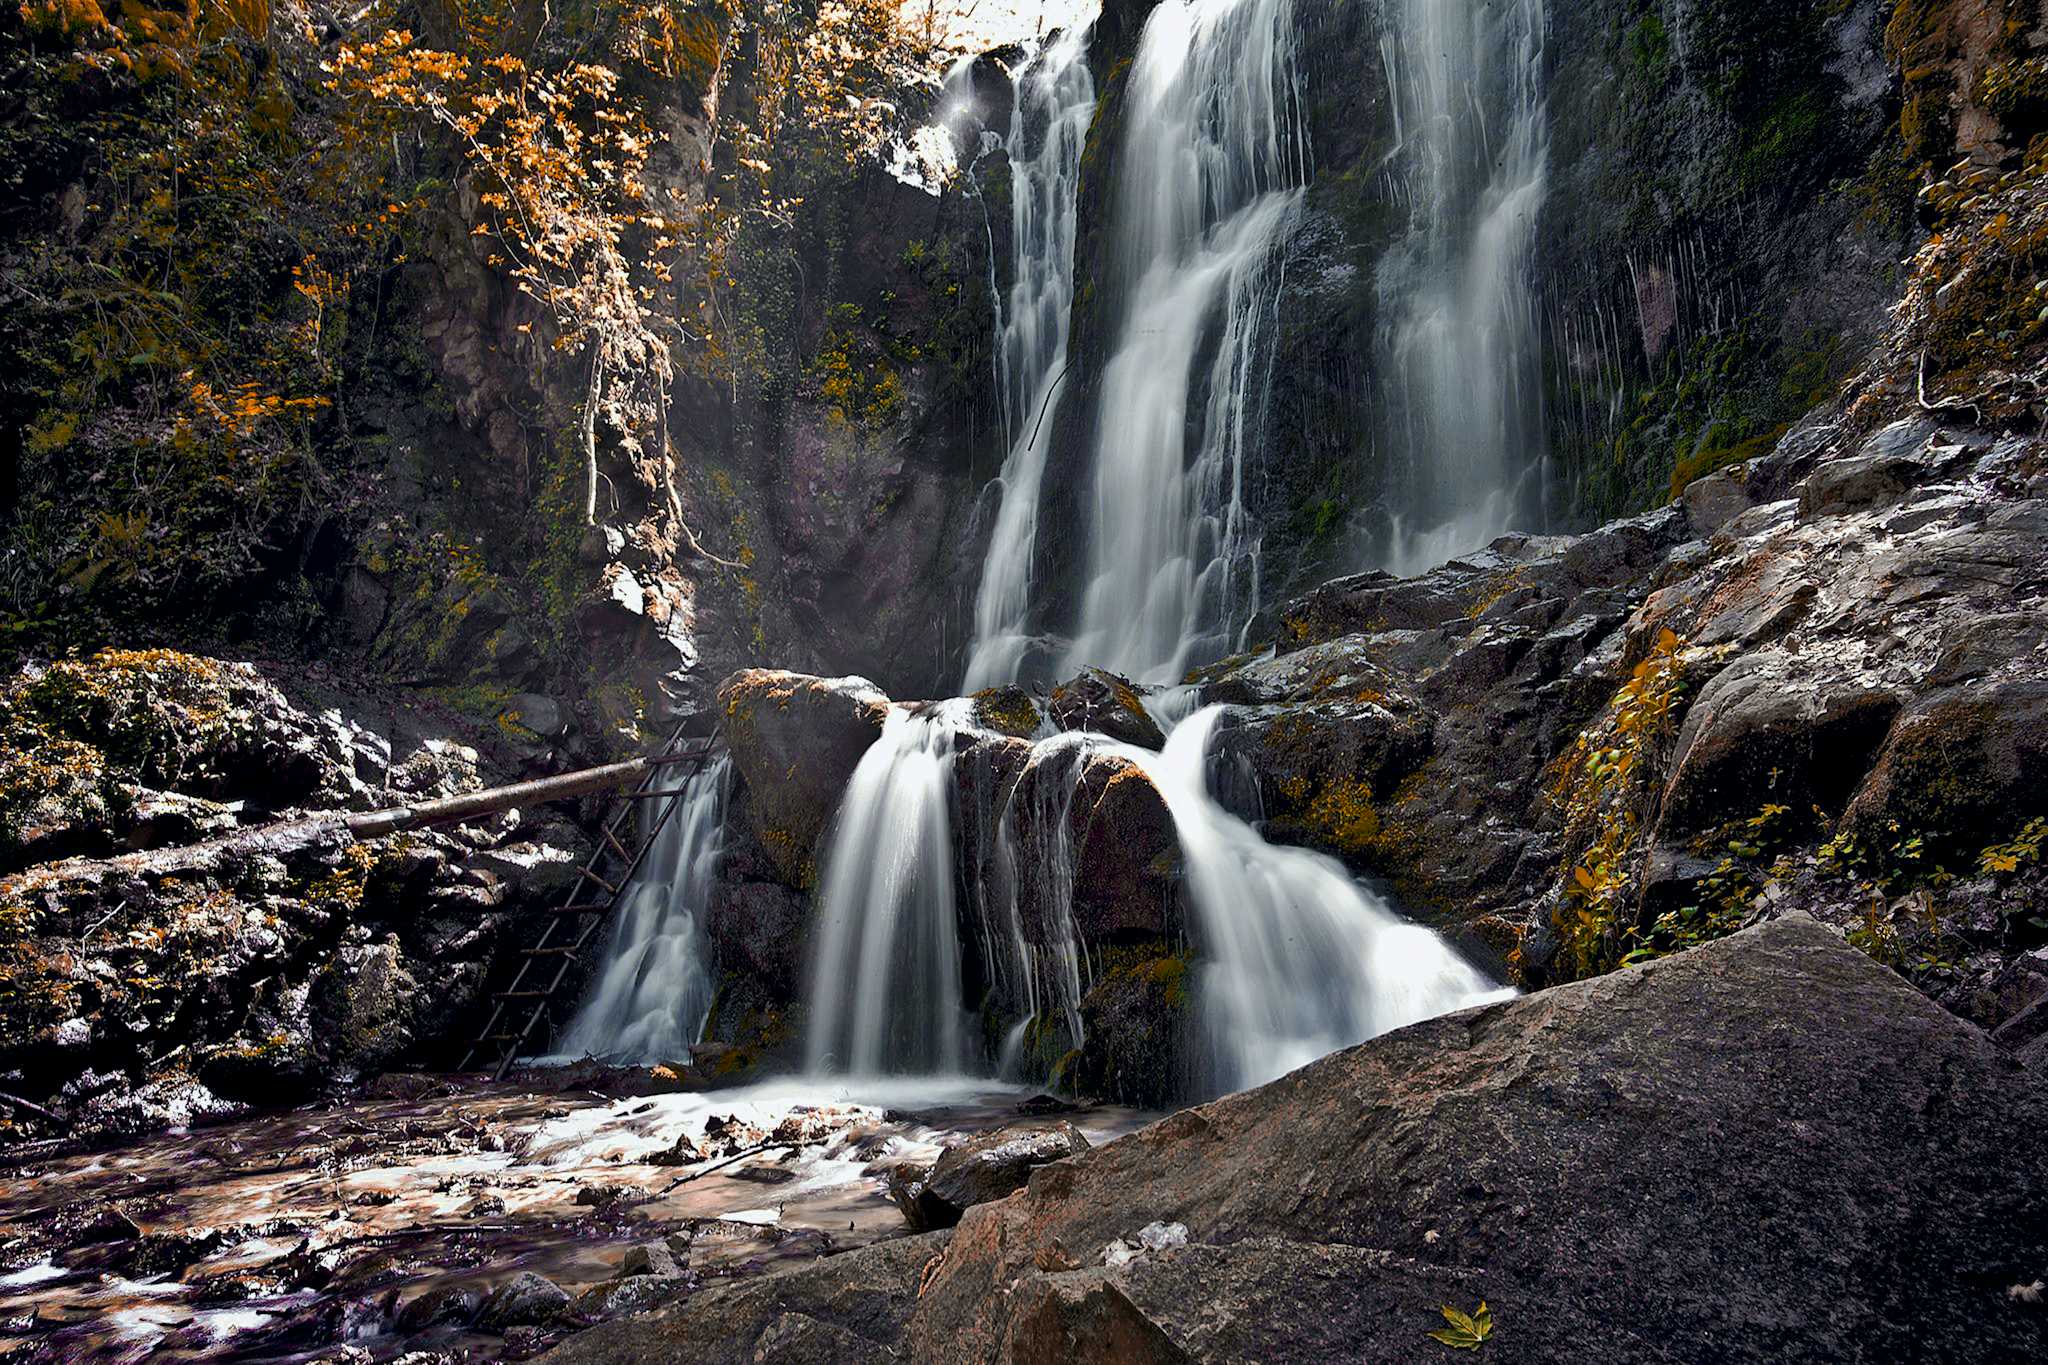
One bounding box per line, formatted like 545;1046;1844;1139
0;651;592;1143
539;917;2048;1363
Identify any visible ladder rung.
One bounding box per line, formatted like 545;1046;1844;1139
547;902;612;915
494;990;549;1000
524;946;578;957
621;789;681;800
602;826;634;861
578;868;619;894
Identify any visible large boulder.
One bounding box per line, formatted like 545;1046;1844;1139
1843;676;2048;858
547;916;2048;1362
717;670;889;888
907;915;2048;1361
1067;753;1178;942
890;1121;1092;1232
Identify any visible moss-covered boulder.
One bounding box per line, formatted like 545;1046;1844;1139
1843;676;2048;861
1071;944;1195;1108
716;669;889;889
1046;669;1166;750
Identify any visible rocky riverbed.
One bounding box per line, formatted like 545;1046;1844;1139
0;1068;1149;1362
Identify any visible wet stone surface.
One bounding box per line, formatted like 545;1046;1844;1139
0;1071;1148;1362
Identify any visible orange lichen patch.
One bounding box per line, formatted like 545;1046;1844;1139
1301;778;1382;856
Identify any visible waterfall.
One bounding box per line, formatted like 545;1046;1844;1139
963;21;1097;692
1133;708;1513;1091
1060;0;1308;686
555;758;729;1063
1375;0;1551;573
804;704;972;1075
979;733;1094;1080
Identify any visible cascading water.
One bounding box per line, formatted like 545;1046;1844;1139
803;704;972;1076
758;0;1533;1099
556;758;729;1063
1132;709;1514;1091
1060;0;1308;685
1374;0;1551;573
963;21;1097;692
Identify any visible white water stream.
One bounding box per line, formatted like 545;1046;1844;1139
556;758;729;1063
1375;0;1551;572
963;22;1097;691
804;704;973;1075
1135;708;1512;1090
1059;0;1307;685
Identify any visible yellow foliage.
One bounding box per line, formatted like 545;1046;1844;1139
1548;629;1690;978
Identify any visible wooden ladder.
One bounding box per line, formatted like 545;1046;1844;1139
457;726;723;1079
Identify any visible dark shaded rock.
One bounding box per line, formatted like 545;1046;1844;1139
1657;654;1902;837
1844;676;2048;856
536;1229;948;1364
480;1271;573;1330
1046;669;1166;749
892;1121;1092;1232
717;670;889;888
1210;702;1433;854
1073;949;1195;1108
396;1283;482;1332
706;879;809;998
908;915;2048;1361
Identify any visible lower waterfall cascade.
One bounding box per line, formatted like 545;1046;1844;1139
794;695;1510;1097
802;703;974;1077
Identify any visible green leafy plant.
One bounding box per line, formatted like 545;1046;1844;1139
1428;1301;1494;1351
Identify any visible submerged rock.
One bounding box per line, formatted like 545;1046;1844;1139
480;1271;573;1330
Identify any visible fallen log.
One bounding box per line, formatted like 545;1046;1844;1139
345;745;711;838
1;742;719;895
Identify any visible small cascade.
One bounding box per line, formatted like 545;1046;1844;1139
1134;708;1513;1092
978;733;1095;1080
1374;0;1551;572
1061;0;1309;685
963;20;1098;691
804;704;972;1076
556;757;730;1063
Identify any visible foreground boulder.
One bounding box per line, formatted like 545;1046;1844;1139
544;915;2048;1363
890;1121;1092;1232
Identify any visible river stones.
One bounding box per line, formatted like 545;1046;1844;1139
890;1120;1093;1232
479;1271;573;1329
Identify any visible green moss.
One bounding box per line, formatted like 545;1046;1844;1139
972;686;1042;739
